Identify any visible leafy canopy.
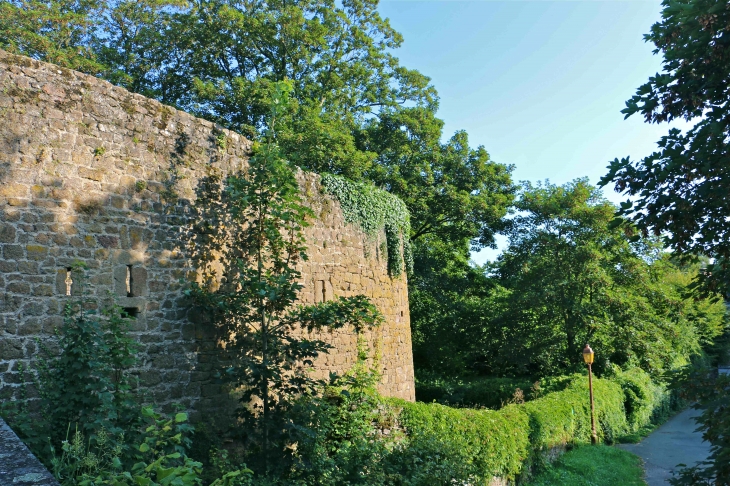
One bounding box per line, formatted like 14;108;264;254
601;0;730;293
186;83;382;475
483;180;725;377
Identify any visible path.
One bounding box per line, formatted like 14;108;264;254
619;408;710;485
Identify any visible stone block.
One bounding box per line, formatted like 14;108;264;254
0;339;23;360
0;183;28;198
26;244;47;260
2;244;23;260
7;282;30;294
0;223;16;243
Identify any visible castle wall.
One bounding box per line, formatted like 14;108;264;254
0;50;415;412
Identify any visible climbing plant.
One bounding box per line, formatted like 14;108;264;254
186;83;384;476
320;174;412;277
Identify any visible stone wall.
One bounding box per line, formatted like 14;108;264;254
0;417;59;486
0;50;415;414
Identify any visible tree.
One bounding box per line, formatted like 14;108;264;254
601;0;730;294
93;0;191;101
362;109;516;249
186;84;382;474
408;236;500;375
482;180;725;377
0;0;104;73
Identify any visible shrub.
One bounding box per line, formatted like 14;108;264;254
50;407;252;486
388;373;643;484
1;265;141;465
609;366;677;432
415;375;536;409
287;340;401;485
415;373;578;410
390;400;531;482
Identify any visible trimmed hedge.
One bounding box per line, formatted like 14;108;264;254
389;401;530;482
610;367;678;433
388;368;676;484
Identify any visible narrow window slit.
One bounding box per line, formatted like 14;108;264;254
122;307;138;319
65;268;73;296
126;265;133;297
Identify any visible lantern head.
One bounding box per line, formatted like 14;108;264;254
582;344;594;365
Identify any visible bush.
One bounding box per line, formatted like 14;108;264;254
415;373;577;410
609;366;678;433
1;265;141;465
50;407;252;486
391;400;531;482
387;372;665;484
521;375;628;447
415;375;536;408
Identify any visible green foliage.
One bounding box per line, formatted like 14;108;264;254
320;173;411;277
415;374;538;409
389;372;675;484
50;426;124;485
392;400;531;482
482;179;726;378
523;375;628;448
413;179;725;381
285;339;401;485
187;84;383;475
0;0;104;74
364;123;516;250
36;267;141;452
0;265;145;463
49;407;252;486
601;0;730;295
525;445;646;486
609;367;677;435
408;237;500;374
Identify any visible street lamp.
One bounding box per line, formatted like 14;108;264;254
582;344;598;444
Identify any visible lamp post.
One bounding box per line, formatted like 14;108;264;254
583;344;598;444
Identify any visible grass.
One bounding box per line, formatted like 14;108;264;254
525;445;646;486
619;423;660;444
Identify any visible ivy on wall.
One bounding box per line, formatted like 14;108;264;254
320;174;413;277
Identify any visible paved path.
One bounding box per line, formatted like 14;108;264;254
619;408;710;485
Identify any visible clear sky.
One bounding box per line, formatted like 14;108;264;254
377;0;680;264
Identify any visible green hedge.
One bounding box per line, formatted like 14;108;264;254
388;401;531;482
610;367;677;433
388;368;676;484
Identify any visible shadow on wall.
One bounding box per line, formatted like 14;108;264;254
0;49;246;418
0;49;416;426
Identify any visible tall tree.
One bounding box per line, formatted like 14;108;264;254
483;180;725;377
601;0;730;294
181;0;436;178
186;84;382;474
0;0;104;73
362;109;516;249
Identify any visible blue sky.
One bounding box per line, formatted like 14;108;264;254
377;0;681;263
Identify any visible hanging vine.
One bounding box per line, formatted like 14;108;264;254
320;174;413;277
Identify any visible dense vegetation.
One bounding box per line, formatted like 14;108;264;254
602;0;730;483
413;179;726;380
525;445;646;486
2;0;730;484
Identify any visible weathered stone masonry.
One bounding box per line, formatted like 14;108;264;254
0;50;415;413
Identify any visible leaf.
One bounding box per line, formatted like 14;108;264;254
174;412;188;423
139;442;150;452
